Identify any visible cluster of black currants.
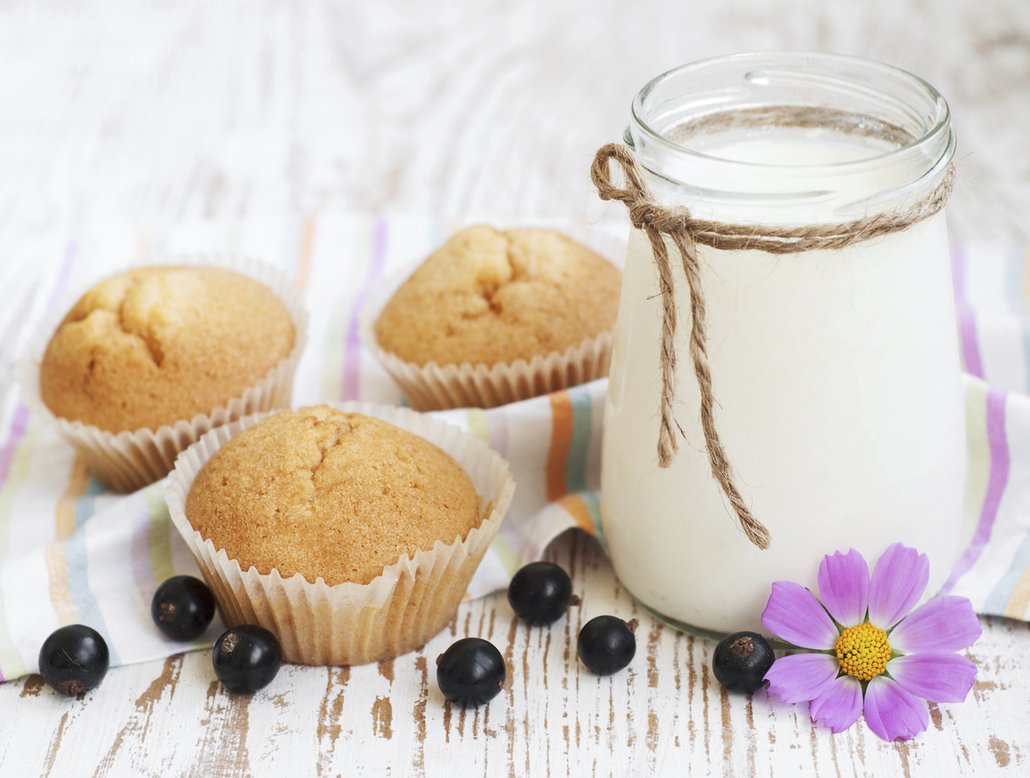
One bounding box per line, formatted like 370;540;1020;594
435;561;638;708
38;564;652;704
149;575;283;694
36;575;283;697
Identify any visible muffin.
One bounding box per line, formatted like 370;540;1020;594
166;403;515;666
41;266;295;432
22;260;306;492
186;406;481;585
365;225;620;410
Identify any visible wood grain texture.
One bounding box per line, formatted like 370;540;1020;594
2;534;1029;777
1;0;1029;776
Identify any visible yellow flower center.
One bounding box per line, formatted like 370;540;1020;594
834;622;891;681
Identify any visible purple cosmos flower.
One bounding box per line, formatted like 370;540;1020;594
761;543;981;741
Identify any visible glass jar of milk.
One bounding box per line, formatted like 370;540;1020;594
600;53;966;638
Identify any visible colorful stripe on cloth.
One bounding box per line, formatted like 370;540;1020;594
0;219;1028;682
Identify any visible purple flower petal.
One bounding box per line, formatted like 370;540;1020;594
764;653;840;704
817;549;870;627
868;543;929;629
888;653;977;703
809;675;864;733
762;582;838;649
863;676;930;741
889;596;983;653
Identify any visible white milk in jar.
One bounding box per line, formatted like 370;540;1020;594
599;54;967;637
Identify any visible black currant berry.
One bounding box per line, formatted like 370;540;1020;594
712;631;775;693
507;562;577;626
212;625;282;694
436;638;506;707
577;615;637;675
151;575;216;641
38;624;110;697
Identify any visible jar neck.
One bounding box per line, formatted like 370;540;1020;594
625;53;955;225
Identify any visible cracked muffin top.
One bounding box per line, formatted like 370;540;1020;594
39;265;295;432
373;225;621;366
185;405;481;586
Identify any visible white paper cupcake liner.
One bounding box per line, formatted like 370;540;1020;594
360;225;623;411
17;255;309;492
166;402;516;666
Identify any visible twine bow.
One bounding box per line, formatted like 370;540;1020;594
591;142;954;550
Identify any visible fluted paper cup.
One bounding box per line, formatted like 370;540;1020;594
165;401;516;666
17;255;308;492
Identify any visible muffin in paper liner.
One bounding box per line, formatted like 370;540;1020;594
17;255;309;493
360;226;622;411
165;401;516;666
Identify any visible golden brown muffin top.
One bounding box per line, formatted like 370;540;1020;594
185;406;482;586
374;226;621;366
40;265;295;432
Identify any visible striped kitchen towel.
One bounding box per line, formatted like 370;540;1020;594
0;218;1025;681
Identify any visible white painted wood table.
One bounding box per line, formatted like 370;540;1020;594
1;1;1029;775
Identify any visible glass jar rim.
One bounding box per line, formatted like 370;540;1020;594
623;52;955;217
629;52;952;172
